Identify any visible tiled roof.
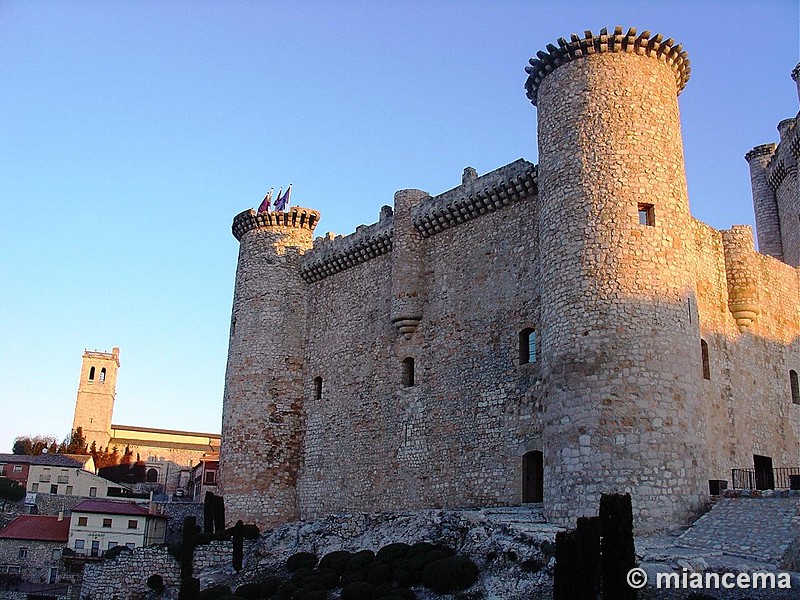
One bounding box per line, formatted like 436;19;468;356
0;453;83;467
111;424;220;439
0;515;70;542
109;437;219;452
71;499;168;519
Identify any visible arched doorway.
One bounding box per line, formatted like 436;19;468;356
522;450;543;502
146;468;159;483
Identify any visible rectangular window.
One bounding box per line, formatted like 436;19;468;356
18;548;28;559
204;470;216;484
13;465;22;473
51;548;61;560
31;483;38;493
125;542;136;550
127;520;138;529
74;540;85;550
638;203;655;226
65;485;73;495
77;516;87;526
7;566;20;574
89;487;97;497
102;518;112;528
50;484;58;494
90;541;99;557
107;541;118;550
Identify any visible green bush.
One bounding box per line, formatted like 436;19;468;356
287;552;319;573
291;568;319;587
344;550;375;573
340;581;375;600
406;542;436;559
275;581;298;600
315;568;340;589
319;550;351;575
256;575;282;598
422;556;479;594
339;568;367;586
199;584;231;600
376;543;410;565
234;582;263;599
364;561;393;586
394;548;450;586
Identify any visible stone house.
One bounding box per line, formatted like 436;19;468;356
0;514;69;585
67;499;168;558
188;454;219;502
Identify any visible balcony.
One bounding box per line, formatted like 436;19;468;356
731;467;800;490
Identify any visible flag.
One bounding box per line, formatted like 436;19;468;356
257;188;273;213
275;183;292;211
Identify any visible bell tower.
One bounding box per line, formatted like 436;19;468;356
72;347;120;451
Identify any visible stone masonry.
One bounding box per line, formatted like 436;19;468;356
219;27;800;534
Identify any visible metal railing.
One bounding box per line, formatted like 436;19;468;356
731;467;800;490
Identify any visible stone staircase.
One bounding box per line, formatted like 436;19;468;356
676;496;800;567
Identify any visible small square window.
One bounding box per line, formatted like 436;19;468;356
13;465;22;473
74;540;85;550
102;518;112;528
638;203;655;226
127;520;138;530
77;516;87;526
18;548;28;559
204;470;216;484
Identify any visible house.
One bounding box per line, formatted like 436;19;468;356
67;500;168;557
0;454;84;491
189;455;218;502
26;462;133;500
0;514;70;585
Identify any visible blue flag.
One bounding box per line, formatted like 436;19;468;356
274;184;292;211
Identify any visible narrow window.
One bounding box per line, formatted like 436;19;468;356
313;376;323;400
102;518;112;528
31;483;38;493
50;484;58;494
18;548;28;559
127;519;138;530
99;368;106;383
791;370;799;405
701;339;710;380
88;366;95;381
402;358;415;387
638;203;655;226
66;485;73;495
89;487;97;497
519;328;536;365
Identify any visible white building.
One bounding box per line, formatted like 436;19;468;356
67;499;168;557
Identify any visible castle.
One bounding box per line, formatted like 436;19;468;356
218;27;800;533
72;347;220;492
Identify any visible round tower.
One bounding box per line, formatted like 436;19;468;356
219;206;320;528
526;28;706;531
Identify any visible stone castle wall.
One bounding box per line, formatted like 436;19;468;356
220;32;800;533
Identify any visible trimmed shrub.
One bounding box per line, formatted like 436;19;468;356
242;524;260;540
179;577;201;600
257;575;282;597
295;590;327;600
339;568;367;586
233;582;263;599
372;583;393;598
388;589;416;600
287;551;319;573
316;568;340;589
340;581;375;600
275;581;298;600
406;542;436;559
364;561;393;586
291;567;318;587
344;550;375;573
199;585;231;600
422;555;479;594
395;549;450;586
319;550;351;575
376;543;410;565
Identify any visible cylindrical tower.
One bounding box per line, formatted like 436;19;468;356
219;206;319;528
526;28;706;531
745;144;783;260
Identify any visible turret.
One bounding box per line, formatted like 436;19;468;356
72;347;120;450
745;144;783;260
526;28;706;531
219;206;319;528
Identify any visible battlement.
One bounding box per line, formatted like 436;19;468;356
300;212;394;283
412;159;537;237
231;206;320;241
524;27;690;105
745;144;777;163
765;115;799;191
83;347;120;366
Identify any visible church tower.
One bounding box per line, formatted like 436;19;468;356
71;347;119;451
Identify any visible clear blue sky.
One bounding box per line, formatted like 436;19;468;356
1;1;798;451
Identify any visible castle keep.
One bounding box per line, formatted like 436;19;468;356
219;28;800;533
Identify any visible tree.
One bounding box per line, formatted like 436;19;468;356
0;478;26;510
12;435;58;455
58;427;89;455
